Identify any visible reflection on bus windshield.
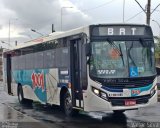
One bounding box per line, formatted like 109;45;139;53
90;41;155;78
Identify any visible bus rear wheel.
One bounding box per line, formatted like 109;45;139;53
63;92;79;116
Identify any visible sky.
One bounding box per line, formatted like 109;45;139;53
0;0;159;48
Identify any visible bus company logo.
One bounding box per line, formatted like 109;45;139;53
97;70;116;75
31;72;45;92
131;89;140;95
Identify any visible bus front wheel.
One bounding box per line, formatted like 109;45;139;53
63;92;79;116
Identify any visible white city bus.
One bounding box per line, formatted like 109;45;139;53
3;24;157;115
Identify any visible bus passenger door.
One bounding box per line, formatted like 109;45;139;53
70;39;83;109
6;54;12;95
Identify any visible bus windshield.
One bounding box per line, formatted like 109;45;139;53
89;40;156;78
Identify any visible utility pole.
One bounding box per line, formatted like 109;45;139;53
135;0;160;25
52;24;55;33
123;0;125;23
134;0;152;25
146;0;151;25
8;20;10;45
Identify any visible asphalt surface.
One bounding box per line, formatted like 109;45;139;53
0;83;160;128
0;85;58;128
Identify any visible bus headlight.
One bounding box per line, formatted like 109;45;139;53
150;86;157;97
155;85;157;90
100;92;108;100
92;87;108;101
92;88;100;95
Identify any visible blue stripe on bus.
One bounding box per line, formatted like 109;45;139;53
101;84;153;93
101;86;123;92
130;84;152;96
12;69;49;103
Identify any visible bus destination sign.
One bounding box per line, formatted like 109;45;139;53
92;25;152;36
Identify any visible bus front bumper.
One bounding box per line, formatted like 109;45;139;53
83;88;157;112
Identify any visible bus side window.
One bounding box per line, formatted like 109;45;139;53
44;50;56;68
35;52;44;69
25;53;35;69
61;48;69;67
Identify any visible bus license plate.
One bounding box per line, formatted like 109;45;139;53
125;100;136;106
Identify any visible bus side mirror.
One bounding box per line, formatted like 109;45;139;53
156;67;160;76
85;43;91;56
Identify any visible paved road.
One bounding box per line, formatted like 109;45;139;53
0;84;160;128
0;85;59;128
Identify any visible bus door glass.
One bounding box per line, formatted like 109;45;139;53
70;39;83;108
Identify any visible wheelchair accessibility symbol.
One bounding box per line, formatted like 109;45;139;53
130;67;138;77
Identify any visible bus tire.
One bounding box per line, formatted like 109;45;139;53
113;110;125;114
17;85;25;104
63;91;79;116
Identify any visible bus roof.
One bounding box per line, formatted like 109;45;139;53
4;25;90;53
4;23;149;53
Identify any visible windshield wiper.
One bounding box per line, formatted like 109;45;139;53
127;41;136;66
119;44;125;66
107;38;124;66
